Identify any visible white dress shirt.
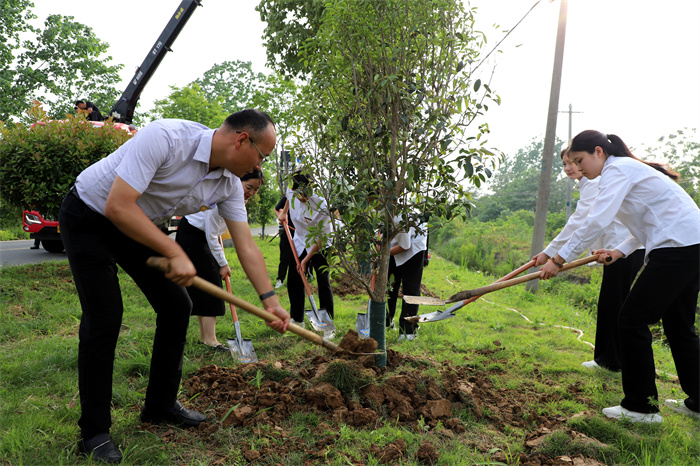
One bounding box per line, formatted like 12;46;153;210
557;156;700;262
184;202;247;267
75;119;242;226
544;177;634;257
286;189;339;256
391;215;428;267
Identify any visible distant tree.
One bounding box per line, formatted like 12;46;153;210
472;137;570;221
642;128;699;204
251;73;303;192
194;61;267;113
244;166;281;237
150;83;229;128
0;0;122;122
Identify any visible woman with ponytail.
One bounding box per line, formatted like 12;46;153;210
539;130;699;423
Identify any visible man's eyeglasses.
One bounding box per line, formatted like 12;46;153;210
236;131;268;164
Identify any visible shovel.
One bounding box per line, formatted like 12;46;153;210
146;257;378;356
224;277;258;363
405;255;601;306
217;236;257;363
405;260;536;323
355;272;376;339
281;220;335;332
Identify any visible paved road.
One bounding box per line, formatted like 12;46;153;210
0;227;269;268
0;239;68;267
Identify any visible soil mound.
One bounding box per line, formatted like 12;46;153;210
139;331;605;464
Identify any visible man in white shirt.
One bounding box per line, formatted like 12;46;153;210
58;109;290;463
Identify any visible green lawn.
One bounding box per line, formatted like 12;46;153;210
0;237;698;465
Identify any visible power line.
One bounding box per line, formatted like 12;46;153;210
472;0;544;74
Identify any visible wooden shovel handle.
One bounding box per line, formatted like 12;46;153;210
217;235;239;323
459;259;537;305
459;255;600;300
146;256;341;353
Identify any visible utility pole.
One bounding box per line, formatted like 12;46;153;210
527;0;568;292
559;103;582;220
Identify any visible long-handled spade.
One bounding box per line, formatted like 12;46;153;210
403;255;601;309
355;272;376;339
281;220;335;333
215;236;257;362
146;257;378;357
404;259;536;323
224;275;258;363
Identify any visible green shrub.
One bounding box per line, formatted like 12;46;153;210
0;103;133;218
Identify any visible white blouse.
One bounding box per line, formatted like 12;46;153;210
544;177;633;257
557;156;700;262
391;215;428;267
185;203;247;268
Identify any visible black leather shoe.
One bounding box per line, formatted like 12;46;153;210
78;433;123;463
140;400;206;427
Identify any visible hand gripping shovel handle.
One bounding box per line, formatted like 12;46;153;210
146;257;343;353
457;255;600;300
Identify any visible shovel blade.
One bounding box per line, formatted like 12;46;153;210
355;312;370;339
305;308;336;332
411;310;457;323
402;295;447;306
227;338;258;364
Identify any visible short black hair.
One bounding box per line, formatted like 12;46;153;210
240;169;265;184
291;171;312;190
223;109;274;138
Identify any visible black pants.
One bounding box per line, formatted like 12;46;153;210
175;217;225;317
59;190;192;439
593;249;645;371
619;244;700;414
387;251;425;335
277;226;293;282
287;249;334;322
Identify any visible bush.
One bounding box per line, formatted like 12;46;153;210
0;103;134;218
431;212;533;277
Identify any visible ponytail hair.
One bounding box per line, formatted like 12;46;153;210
569;130;679;181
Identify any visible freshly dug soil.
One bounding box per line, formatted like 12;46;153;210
139;330;606;465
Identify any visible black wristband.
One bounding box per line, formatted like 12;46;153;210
548;258;563;268
259;290;276;301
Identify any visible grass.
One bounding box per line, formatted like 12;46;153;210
0;237;698;465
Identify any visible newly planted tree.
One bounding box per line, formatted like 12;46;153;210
291;0;501;364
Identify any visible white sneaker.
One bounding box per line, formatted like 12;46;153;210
398;334;416;342
291;319;305;329
664;399;700;419
581;360;600;369
602;405;663;423
323;330;335;339
275;279;284;289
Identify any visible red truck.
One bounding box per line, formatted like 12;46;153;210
24;0;200;252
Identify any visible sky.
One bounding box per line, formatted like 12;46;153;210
30;0;700;157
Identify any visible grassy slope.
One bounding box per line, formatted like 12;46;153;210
0;237;698;465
